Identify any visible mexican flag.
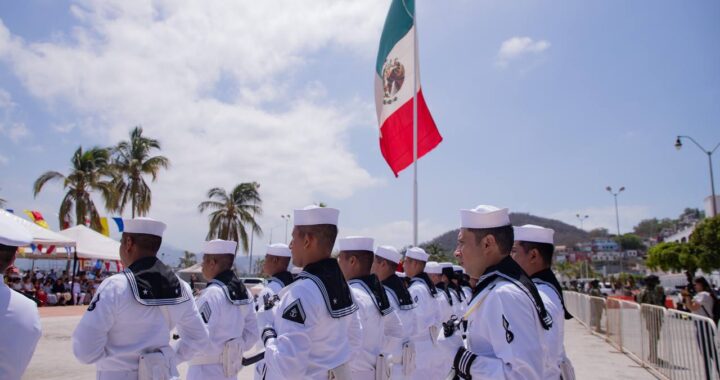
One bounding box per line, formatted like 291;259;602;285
375;0;441;176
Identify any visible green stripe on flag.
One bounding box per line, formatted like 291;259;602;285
375;0;414;76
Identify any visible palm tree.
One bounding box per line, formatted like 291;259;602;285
111;126;170;218
33;146;115;231
198;182;263;253
179;251;197;268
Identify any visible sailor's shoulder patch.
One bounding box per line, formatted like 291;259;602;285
502;314;514;343
200;301;212;324
282;299;306;325
87;294;100;311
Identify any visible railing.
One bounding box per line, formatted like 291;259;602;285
564;291;720;380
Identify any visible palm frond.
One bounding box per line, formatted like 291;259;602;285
33;171;66;197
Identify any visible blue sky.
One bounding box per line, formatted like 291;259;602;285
0;0;718;255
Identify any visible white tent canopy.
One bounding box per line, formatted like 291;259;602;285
0;209;75;247
59;225;120;261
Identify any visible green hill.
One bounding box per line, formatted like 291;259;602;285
422;212;590;256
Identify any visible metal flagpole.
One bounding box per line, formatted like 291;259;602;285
412;3;418;246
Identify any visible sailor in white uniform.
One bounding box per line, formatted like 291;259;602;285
424;262;455;378
186;239;259;380
403;247;441;380
72;218;210;380
372;245;417;379
454;265;473;301
260;206;362;379
443;205;553;380
512;225;574;380
0;218;42;380
253;243;295;380
438;262;464;317
338;237;404;380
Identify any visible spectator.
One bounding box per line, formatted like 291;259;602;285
72;277;85;306
22;277;35;298
683;277;720;380
52;279;68;306
588;280;604;333
637;275;665;364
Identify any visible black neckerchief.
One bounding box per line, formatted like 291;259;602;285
299;258;357;318
435;282;454;305
349;274;393;316
532;268;573;320
269;270;295;289
470;256;553;330
209;269;251;305
124;256;190;306
410;272;437;296
448;282;465;302
382;274;415;310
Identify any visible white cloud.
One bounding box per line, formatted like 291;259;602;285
0;153;8;166
0;0;389;251
6;122;29;142
547;205;651;235
496;36;550;68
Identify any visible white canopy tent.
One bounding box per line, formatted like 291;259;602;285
59;225;121;261
0;209;76;248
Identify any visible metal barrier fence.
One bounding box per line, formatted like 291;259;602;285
564;291;720;380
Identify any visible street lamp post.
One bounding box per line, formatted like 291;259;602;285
281;214;291;244
606;186;625;274
675;136;720;217
576;214;589;230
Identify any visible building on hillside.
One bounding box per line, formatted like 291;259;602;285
592;238;620;252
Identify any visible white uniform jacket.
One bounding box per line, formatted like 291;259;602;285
263;258;362;380
532;269;572;380
348;275;404;379
187;270;259;380
382;274;417;379
407;273;440;379
0;277;42;380
454;257;553;380
72;257;209;380
253;271;295;380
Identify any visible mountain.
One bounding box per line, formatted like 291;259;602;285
423;212;590;255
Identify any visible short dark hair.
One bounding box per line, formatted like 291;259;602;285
467;225;514;255
207;253;235;270
519;241;555;267
342;250;374;273
374;255;397;269
296;224;338;254
0;243;17;272
124;233;162;253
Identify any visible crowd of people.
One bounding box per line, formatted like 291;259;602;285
2;268;110;307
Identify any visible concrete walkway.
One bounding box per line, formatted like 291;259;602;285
565;319;657;380
25;310;657;379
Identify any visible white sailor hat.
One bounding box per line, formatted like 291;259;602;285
460;205;510;229
202;239;237;255
338;236;374;252
425;261;442;274
438;262;453;270
452;265;465;273
266;243;291;258
405;246;429;262
0;218;32;247
294;205;339;226
375;245;402;264
514;224;554;245
396;271;406;278
123;217;166;237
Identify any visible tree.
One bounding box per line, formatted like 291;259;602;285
422;243;451;262
253;258;265;276
33;146;115;231
615;233;645;251
198;182;263;253
179;251;197;268
646;242;703;285
588;228;610;238
633;218;675;238
690;215;720;255
111;126;170;218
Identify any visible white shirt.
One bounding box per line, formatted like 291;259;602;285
464;279;549;379
187;283;259;380
534;281;565;380
253;276;290;380
382;284;417;375
0;278;42;380
693;291;714;318
72;273;210;377
263;277;363;380
407;278;441;378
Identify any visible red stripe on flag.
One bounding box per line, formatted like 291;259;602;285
379;89;442;176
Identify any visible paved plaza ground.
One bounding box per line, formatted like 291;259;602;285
24;306;656;380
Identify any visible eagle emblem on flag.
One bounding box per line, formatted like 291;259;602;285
382;58;405;104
